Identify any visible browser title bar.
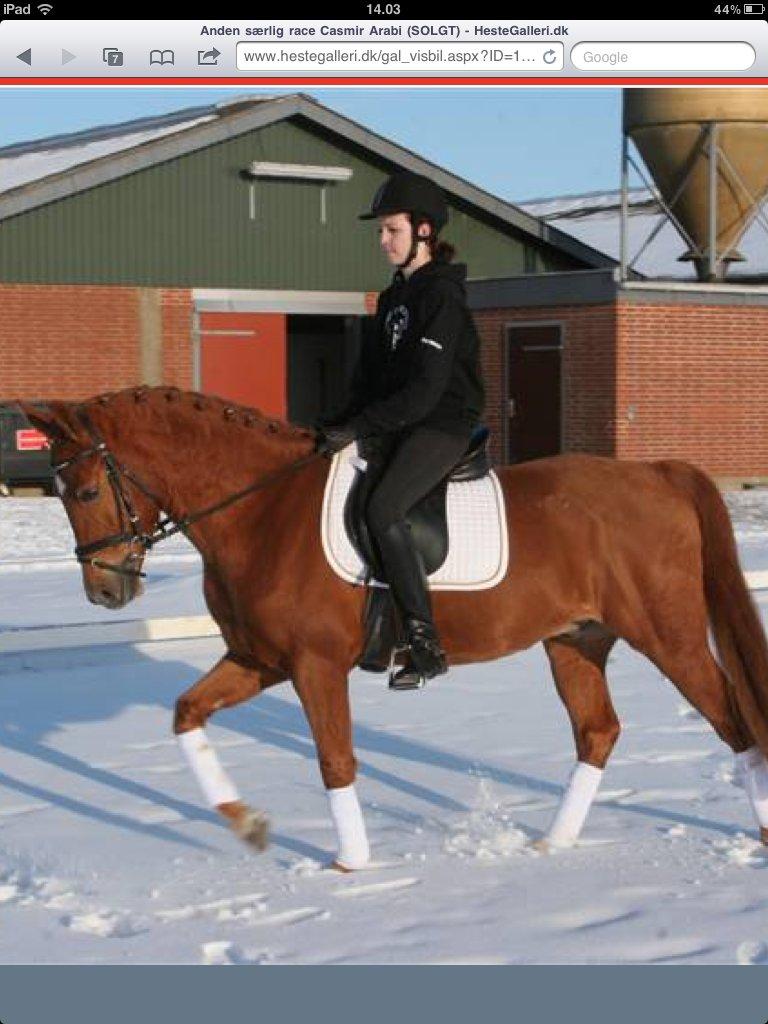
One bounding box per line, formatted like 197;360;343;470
0;19;767;79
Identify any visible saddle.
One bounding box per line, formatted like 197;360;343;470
344;426;491;673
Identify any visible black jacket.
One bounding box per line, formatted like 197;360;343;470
343;260;485;438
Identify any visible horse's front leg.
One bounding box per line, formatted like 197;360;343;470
293;654;370;871
174;654;282;850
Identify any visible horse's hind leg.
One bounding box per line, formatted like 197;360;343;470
542;626;619;847
625;623;763;836
645;639;750;752
174;654;282;850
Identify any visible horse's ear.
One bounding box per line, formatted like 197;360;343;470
15;400;78;442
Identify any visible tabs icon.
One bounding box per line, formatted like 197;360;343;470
103;47;124;67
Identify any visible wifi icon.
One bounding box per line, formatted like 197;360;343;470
38;3;53;12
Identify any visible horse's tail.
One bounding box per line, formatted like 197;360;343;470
657;459;768;755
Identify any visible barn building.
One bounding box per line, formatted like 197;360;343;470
0;92;607;468
1;90;767;483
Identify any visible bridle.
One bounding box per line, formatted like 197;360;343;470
53;407;321;579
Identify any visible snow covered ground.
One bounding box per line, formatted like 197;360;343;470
1;492;768;965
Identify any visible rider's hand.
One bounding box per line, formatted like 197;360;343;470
317;423;358;455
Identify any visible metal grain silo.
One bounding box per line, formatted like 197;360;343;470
623;88;768;280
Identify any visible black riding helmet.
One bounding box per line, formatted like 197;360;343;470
359;171;449;268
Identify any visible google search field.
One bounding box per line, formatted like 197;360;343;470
570;42;756;71
236;41;564;73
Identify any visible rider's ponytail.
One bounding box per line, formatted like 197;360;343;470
409;211;456;264
430;238;456;263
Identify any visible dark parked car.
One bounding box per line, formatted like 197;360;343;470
0;403;54;493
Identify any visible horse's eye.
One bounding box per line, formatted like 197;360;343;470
76;486;99;503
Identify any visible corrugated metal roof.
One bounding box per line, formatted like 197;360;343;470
518;187;768;281
0;96;283;195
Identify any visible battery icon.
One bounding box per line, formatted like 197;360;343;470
744;3;765;11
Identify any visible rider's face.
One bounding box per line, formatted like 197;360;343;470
378;213;429;266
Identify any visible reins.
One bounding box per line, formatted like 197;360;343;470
54;406;322;578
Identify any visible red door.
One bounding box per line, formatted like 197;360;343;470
199;312;286;418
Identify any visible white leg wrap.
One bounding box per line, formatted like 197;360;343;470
327;784;370;869
547;762;604;846
177;727;240;808
737;746;768;829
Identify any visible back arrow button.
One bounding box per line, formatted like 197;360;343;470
17;49;32;65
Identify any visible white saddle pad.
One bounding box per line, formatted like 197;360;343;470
320;443;509;591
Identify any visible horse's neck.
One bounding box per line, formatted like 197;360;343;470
111;413;310;554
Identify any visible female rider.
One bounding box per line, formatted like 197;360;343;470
321;171;486;688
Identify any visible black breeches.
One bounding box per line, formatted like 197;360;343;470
365;427;471;538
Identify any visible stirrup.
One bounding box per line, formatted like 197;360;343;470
387;659;430;692
387;628;447;691
388;648;427;691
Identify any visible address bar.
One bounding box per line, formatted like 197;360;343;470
236;41;564;72
235;40;757;75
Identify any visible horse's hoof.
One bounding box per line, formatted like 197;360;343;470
328;860;357;873
218;801;269;851
532;836;575;853
760;826;768;847
236;810;270;851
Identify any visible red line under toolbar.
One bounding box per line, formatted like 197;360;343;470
1;76;767;85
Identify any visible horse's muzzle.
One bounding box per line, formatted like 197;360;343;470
83;555;145;609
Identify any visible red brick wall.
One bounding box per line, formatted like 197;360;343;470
473;304;617;464
6;285;766;478
160;290;195;388
474;296;768;479
616;301;768;478
0;284;193;401
472;308;506;464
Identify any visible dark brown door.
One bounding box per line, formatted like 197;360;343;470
506;323;562;463
287;315;362;427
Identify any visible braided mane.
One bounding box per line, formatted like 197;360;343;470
83;386;315;442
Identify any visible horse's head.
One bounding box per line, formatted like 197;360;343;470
17;399;161;610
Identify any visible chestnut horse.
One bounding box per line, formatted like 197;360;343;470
18;387;768;869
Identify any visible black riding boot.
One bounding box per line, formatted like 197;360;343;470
374;520;448;689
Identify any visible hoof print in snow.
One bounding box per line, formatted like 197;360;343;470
61;911;141;938
202;940;273;966
736;940;768;965
235;811;270;852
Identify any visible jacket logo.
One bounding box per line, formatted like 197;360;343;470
385;305;409;351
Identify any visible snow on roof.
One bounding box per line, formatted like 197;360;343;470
517;188;768;281
0;95;278;197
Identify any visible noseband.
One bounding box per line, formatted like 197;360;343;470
54;407;321;579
